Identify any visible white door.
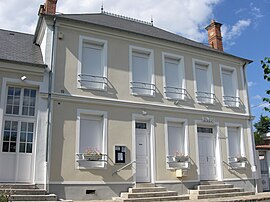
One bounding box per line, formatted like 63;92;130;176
135;122;151;182
198;127;216;180
0;86;37;182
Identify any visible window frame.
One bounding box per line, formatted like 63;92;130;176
76;109;108;169
164;117;189;170
77;36;108;91
129;45;155;96
192;59;214;104
220;65;239;108
162;52;186;100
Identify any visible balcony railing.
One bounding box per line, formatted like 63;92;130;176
167;155;190;169
78;74;108;89
130;81;156;95
223;96;240;107
164;86;187;100
196;91;215;104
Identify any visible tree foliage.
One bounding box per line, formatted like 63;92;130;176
261;57;270;112
254;115;270;145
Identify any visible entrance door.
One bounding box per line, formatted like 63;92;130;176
0;86;37;182
135;122;151;182
198;127;216;180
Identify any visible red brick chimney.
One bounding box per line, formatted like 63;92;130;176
44;0;58;15
205;19;223;51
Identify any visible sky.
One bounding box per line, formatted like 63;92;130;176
0;0;269;123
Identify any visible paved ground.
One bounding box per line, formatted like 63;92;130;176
73;192;270;202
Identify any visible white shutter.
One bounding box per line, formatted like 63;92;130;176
228;127;241;157
79;115;103;154
222;70;234;96
196;66;208;93
168;122;185;155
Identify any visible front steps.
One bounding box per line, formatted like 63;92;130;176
190;181;255;200
113;183;189;201
0;183;58;201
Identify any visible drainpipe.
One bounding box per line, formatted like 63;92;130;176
45;16;56;192
243;62;257;193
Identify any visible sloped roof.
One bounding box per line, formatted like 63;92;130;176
53;12;251;63
0;29;45;67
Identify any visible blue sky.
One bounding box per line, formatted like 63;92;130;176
0;0;269;122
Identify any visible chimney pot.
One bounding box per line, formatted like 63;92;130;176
205;19;223;51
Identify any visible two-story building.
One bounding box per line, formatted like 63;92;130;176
0;0;257;200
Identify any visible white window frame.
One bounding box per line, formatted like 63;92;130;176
220;65;239;108
225;123;245;159
192;59;214;104
76;109;108;169
129;45;155;96
162;52;186;100
164;117;189;169
77;36;108;91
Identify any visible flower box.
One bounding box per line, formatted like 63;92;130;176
173;155;189;162
83;154;102;161
229;156;247;163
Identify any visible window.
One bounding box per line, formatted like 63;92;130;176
193;60;214;104
130;46;155;96
221;67;239;107
76;110;107;169
163;53;186;100
2;86;36;153
167;122;185;155
78;36;107;90
227;126;243;158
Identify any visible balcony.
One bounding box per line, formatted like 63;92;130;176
223;96;240;107
164;86;187;100
130;81;156;96
76;153;107;169
196;91;215;104
78;74;108;90
167;155;190;169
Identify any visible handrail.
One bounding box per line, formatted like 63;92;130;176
112;160;136;176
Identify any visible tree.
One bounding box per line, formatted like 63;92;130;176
261;57;270;112
254;115;270;145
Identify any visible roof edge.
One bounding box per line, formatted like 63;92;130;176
0;58;47;68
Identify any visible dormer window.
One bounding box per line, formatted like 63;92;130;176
129;46;155;96
78;36;107;90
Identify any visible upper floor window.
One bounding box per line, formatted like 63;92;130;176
221;66;239;107
78;36;107;90
129;46;155;96
193;60;214;104
163;53;186;100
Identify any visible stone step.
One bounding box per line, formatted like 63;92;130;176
0;184;36;189
190;187;244;195
113;195;189;201
196;191;255;199
196;184;234;190
129;187;167;193
135;183;155;188
200;181;225;185
0;188;46;195
121;191;178;198
9;194;57;201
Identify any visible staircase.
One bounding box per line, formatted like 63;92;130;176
0;184;58;201
190;181;255;200
113;183;189;201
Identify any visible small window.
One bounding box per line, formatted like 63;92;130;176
78;36;107;90
227;127;242;157
135;122;147;129
197;127;213;133
130;46;155;96
163;54;186;100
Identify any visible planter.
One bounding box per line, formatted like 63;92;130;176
83;154;102;161
173;155;189;162
229;156;247;163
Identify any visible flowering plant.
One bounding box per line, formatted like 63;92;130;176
174;151;185;157
85;147;102;155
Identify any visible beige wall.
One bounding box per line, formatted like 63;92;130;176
50;99;253;183
52;21;249;115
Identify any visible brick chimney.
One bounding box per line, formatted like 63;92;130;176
205;19;223;51
44;0;58;15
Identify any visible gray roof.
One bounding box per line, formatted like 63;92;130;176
0;29;45;67
53;12;251;63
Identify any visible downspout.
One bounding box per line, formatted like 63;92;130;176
243;62;257;192
45;16;56;191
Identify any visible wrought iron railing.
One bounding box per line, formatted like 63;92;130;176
78;74;108;89
130;81;155;95
196;91;215;104
223;95;240;107
164;86;187;100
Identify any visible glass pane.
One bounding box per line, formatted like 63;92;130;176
21;122;27;131
6;105;12;114
4;121;11;130
15;88;21;96
27;133;33;143
8;87;14;96
3;131;10;141
24;89;30;97
30;90;36;98
13;106;19;114
29;107;35;116
26;143;32;153
11;121;18;131
22;107;28;115
7;96;13;105
2;142;9;152
28;123;34;132
14;97;20;105
20;132;26;142
10;132;17;141
23;97;29;105
19;143;25;153
10;142;16;152
135;122;147;129
30;98;36;106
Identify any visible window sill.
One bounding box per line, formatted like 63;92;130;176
78;86;107;92
131;92;155;98
76;160;107;169
197;101;215;105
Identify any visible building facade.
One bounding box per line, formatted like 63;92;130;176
0;0;257;200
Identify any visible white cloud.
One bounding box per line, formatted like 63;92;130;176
0;0;222;42
248;81;256;87
251;102;270;109
250;3;264;18
252;95;262;100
